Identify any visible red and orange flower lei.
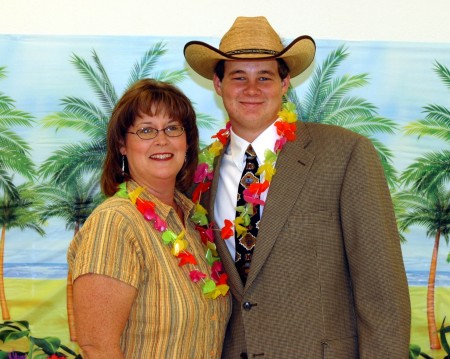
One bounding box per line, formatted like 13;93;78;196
191;102;298;241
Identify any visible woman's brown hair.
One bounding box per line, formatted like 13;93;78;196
101;79;199;196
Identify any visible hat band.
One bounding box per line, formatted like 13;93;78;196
225;48;279;56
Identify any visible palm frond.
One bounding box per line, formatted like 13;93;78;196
326;96;377;119
150;69;188;85
404;103;450;142
434;61;450;91
424;103;450;126
313;73;370;122
325;115;397;137
0;131;35;179
0;168;18;199
0;183;47;235
0;109;35;127
327;73;369;97
91;50;118;111
0;157;35;180
36;185;73;203
39;140;105;187
126;41;168;88
304;45;349;120
71;51;117;115
394;186;450;238
41;101;107;138
61;97;107;127
400;150;450;191
12;221;46;236
0;128;32;153
37;175;103;228
0;73;36;183
195;112;222;131
391;191;410;243
403;61;450;144
0;94;15;110
0;66;6;79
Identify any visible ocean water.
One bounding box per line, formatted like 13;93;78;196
406;270;450;287
4;262;68;279
3;263;450;286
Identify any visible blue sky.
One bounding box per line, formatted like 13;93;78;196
0;34;449;272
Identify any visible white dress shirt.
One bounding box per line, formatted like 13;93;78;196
214;122;279;260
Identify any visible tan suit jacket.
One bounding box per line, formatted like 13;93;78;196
205;122;411;358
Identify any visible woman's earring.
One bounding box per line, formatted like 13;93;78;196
121;155;126;175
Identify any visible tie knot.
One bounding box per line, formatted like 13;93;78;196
243;144;259;172
245;144;257;158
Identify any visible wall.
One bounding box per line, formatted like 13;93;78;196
1;0;450;43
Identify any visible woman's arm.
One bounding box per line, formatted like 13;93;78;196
73;273;137;359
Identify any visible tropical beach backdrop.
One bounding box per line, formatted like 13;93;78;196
0;35;449;358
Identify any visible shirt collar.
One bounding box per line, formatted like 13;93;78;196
228;120;279;170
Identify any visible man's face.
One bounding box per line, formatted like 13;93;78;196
213;59;290;142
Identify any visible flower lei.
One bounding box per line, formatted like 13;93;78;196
191;102;298;242
116;182;229;299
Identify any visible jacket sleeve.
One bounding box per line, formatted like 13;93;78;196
340;135;411;357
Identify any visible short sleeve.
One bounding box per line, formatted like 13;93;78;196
67;202;144;288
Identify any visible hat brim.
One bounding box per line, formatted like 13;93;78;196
184;35;316;80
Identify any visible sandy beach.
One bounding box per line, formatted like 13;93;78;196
0;278;81;355
1;279;449;357
409;286;450;358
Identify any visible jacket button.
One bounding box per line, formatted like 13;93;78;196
243;301;253;311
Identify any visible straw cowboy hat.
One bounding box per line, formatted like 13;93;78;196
184;16;316;80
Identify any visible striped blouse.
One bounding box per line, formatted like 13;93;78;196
67;180;231;358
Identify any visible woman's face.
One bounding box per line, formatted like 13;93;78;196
120;112;187;191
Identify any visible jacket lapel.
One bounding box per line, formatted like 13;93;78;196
208;122;314;295
245;122;314;288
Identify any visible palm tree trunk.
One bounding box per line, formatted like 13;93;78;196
67;223;79;342
0;224;11;320
426;231;441;349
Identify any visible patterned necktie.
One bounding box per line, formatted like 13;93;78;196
235;144;260;284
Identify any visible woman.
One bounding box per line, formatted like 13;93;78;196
67;79;231;358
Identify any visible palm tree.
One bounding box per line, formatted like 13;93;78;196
286;45;398;187
37;174;105;341
0;183;46;320
401;61;450;191
0;66;36;199
394;185;450;350
401;151;450;191
38;174;104;233
39;41;220;186
391;189;409;244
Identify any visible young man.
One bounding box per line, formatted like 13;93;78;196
184;16;410;358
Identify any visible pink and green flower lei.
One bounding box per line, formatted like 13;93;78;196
191;101;298;241
116;183;229;299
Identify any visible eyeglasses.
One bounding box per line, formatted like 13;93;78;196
127;125;185;140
